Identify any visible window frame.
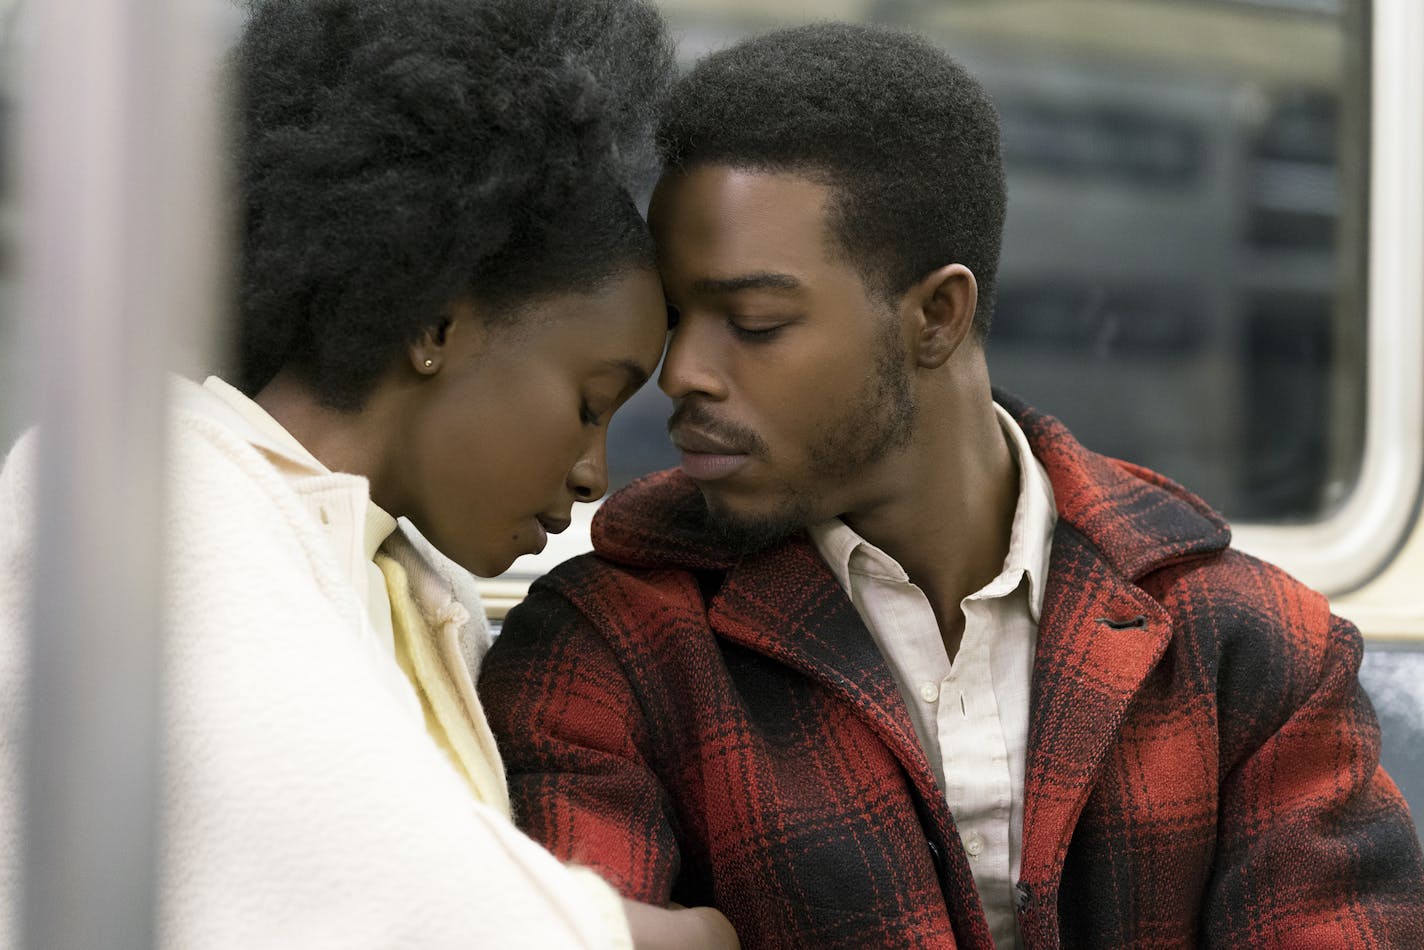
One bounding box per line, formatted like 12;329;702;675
1234;0;1423;600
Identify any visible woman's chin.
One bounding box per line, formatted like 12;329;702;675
433;539;512;579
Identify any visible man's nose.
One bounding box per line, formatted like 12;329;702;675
658;318;727;401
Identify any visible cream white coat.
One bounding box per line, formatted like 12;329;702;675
0;378;628;948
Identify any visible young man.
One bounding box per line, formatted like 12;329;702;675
479;23;1424;949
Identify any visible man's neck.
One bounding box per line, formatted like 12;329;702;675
842;382;1018;661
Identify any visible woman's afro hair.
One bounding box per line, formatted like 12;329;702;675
658;22;1006;338
233;0;674;409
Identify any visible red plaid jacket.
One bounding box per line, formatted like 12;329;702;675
480;396;1424;948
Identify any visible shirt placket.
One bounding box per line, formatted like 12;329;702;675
940;596;1015;934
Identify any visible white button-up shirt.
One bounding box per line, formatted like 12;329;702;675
810;404;1056;949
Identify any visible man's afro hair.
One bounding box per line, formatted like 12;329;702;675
658;22;1005;337
233;0;674;409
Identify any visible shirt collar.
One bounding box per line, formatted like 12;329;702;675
996;402;1056;621
193;375;398;558
810;403;1057;621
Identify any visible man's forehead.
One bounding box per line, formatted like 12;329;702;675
650;165;836;273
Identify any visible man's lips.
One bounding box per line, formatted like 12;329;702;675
671;426;751;482
669;425;744;456
679;451;750;481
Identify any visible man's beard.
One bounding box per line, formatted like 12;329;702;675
701;490;818;558
700;316;917;556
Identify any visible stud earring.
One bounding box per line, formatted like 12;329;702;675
423;358;434;368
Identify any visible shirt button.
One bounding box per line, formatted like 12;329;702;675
964;833;984;857
918;682;939;703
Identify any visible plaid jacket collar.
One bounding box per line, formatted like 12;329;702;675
592;392;1233;887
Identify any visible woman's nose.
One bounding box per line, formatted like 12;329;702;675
568;435;609;503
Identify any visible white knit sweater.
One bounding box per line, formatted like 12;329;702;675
0;378;629;948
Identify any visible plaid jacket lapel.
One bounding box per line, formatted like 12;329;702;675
707;537;941;805
707;537;994;944
1019;523;1175;885
1000;391;1232;896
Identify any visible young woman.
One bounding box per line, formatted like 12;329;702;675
0;0;734;946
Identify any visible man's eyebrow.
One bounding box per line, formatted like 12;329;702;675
690;273;802;295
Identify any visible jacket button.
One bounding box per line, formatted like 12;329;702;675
927;839;945;876
1014;882;1032;912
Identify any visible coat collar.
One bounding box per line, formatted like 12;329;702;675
995;389;1230;579
697;535;994;945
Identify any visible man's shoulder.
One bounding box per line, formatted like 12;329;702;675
1000;391;1340;643
521;543;712;624
1152;541;1340;656
503;473;744;651
587;468;742;573
998;390;1234;580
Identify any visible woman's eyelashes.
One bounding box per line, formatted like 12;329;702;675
581;390;622;427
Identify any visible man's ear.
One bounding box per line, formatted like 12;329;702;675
903;263;977;369
408;316;454;375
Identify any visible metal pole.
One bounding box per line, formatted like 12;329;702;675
18;0;225;944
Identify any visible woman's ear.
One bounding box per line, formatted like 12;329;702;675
903;263;977;369
409;316;454;375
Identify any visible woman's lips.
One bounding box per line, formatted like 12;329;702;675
537;514;571;536
528;518;548;554
526;514;570;555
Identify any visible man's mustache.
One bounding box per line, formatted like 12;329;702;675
667;402;768;458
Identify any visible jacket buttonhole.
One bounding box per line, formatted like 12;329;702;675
1099;614;1147;630
926;838;945;875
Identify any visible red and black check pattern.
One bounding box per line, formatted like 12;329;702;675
480;395;1424;948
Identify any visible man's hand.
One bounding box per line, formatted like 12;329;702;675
620;899;740;950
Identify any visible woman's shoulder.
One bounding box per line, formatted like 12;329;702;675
0;390;325;571
165;399;365;602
